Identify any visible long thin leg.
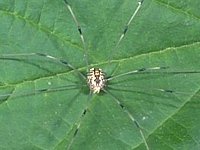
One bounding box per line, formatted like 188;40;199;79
108;0;144;63
0;84;86;99
107;66;169;81
67;90;93;150
0;53;85;80
63;0;89;71
103;88;149;150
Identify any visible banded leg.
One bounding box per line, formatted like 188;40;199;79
0;84;86;100
67;91;92;150
108;0;144;63
107;67;200;95
107;66;169;81
0;53;85;80
103;89;150;150
63;0;89;71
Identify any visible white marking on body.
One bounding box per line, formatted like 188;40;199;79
87;68;106;93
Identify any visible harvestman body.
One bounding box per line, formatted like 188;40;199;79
87;68;106;93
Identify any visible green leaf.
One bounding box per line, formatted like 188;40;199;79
0;0;200;150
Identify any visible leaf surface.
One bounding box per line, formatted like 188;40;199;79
0;0;200;150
